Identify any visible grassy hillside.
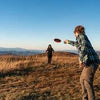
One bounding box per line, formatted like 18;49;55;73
0;52;100;100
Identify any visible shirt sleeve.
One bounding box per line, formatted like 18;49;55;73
46;49;48;52
68;40;79;47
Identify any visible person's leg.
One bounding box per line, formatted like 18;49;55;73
80;64;98;100
80;69;88;100
48;56;52;64
84;80;95;100
49;56;52;64
85;64;98;100
48;56;50;64
48;55;52;64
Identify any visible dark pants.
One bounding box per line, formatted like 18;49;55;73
48;56;52;64
80;64;98;100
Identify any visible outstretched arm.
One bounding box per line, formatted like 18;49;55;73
64;40;79;47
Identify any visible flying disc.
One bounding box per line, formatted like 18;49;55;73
54;38;61;43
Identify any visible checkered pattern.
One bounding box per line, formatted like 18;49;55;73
68;34;100;65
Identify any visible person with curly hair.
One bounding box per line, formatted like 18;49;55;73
64;25;100;100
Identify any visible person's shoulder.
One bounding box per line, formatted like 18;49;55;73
79;34;85;40
52;48;54;50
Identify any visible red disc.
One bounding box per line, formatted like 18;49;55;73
54;38;61;43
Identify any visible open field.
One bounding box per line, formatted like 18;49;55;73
0;52;100;100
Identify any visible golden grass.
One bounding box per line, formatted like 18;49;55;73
0;52;100;100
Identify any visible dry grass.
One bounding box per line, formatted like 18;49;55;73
0;52;100;100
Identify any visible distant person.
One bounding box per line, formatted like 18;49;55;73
46;44;54;64
64;25;100;100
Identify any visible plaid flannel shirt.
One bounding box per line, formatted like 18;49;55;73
68;34;100;65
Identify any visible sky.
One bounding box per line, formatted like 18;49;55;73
0;0;100;51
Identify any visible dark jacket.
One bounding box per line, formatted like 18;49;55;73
68;34;100;66
46;48;54;57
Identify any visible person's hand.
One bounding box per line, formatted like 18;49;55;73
79;61;85;68
64;40;69;44
46;51;48;54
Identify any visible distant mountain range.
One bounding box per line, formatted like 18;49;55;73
0;47;99;56
0;47;28;51
0;47;45;55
